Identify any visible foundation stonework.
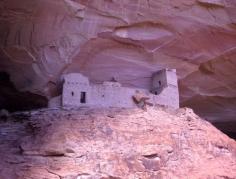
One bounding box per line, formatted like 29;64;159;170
62;69;179;109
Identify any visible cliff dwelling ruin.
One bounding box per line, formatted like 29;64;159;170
61;69;179;109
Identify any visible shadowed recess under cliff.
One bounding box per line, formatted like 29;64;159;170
0;72;48;112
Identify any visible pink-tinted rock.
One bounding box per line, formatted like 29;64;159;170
0;1;236;130
0;107;235;178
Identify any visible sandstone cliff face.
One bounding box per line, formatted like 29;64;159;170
0;107;236;179
0;0;236;128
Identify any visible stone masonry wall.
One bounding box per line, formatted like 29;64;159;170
62;71;179;109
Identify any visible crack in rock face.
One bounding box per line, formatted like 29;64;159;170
197;0;226;7
0;0;236;134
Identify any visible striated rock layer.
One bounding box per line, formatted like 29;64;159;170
0;1;236;131
0;107;236;178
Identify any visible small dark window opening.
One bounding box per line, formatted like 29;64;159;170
158;81;161;86
80;92;86;103
155;91;158;95
71;91;74;96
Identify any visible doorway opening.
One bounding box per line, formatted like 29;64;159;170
80;92;86;103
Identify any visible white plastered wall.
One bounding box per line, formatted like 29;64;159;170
62;73;91;107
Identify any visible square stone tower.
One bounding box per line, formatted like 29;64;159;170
151;69;177;94
62;73;90;107
150;69;179;108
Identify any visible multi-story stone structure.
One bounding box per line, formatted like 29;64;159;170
61;69;179;109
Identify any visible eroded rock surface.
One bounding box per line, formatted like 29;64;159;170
0;107;235;178
0;1;236;130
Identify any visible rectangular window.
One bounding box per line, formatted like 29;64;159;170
80;92;86;103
